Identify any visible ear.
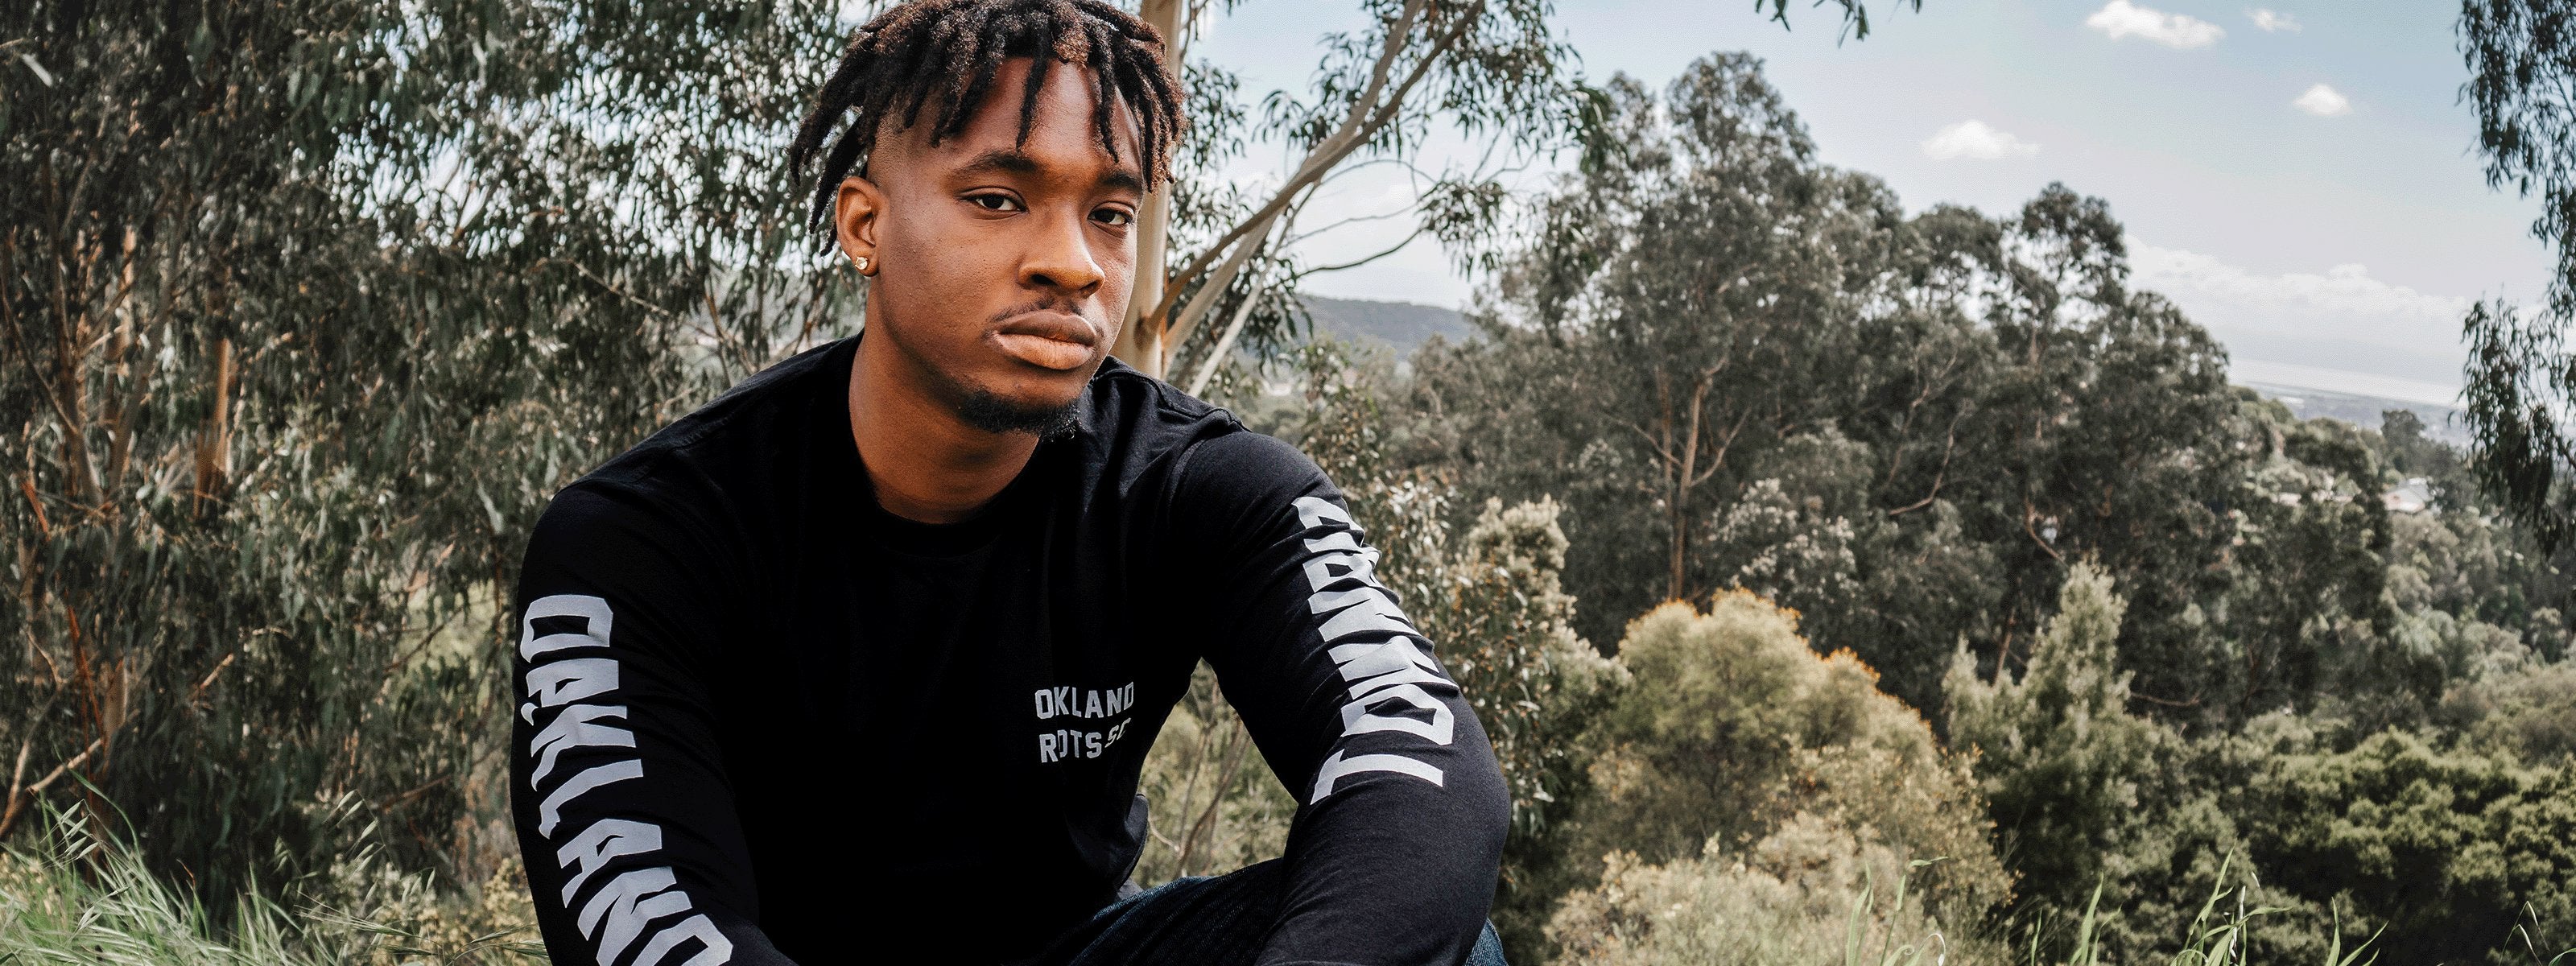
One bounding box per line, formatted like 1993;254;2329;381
833;175;884;275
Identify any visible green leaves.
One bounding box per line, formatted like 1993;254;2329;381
2;0;854;912
1755;0;1927;43
2458;2;2576;551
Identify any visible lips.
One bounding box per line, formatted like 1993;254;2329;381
992;312;1099;372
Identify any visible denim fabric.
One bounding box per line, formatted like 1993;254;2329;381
1013;859;1509;966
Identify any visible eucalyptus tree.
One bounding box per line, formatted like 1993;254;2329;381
1410;56;2277;719
1948;187;2247;715
2460;0;2576;551
2;0;853;902
1114;0;1919;382
1410;52;1911;648
1112;0;1579;382
1542;56;1902;604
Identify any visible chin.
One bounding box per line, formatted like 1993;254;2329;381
952;378;1085;438
985;361;1092;402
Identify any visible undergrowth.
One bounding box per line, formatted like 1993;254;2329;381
0;810;537;965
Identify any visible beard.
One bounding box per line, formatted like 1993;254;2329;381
952;386;1080;440
863;314;1086;440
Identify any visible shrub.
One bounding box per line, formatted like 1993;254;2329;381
2438;658;2576;764
1947;562;2576;964
1571;592;2011;934
1546;814;1983;966
1945;562;2174;919
2244;729;2576;965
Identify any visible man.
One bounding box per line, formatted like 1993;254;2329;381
507;2;1512;964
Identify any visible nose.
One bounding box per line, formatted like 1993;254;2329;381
1022;208;1104;297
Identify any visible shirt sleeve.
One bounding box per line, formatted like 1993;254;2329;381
1170;431;1513;966
510;485;795;966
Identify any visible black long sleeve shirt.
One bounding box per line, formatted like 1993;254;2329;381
508;336;1511;966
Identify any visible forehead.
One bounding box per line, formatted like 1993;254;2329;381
879;56;1145;182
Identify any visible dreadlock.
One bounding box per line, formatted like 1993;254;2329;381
787;0;1187;250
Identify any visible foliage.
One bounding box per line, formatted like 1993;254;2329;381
2462;0;2576;324
2459;0;2576;551
1946;563;2181;943
0;810;539;964
1572;593;2011;939
2438;658;2576;763
1128;0;1588;379
1945;564;2351;961
1478;52;1909;609
1133;665;1299;885
1432;496;1629;956
2241;730;2576;966
2;0;856;910
1129;0;1918;383
1546;815;1984;966
2374;412;2576;662
1402;53;2287;725
2214;412;2398;720
1545;844;2380;966
1948;561;2576;965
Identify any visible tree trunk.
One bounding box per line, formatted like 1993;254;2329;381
1113;0;1189;378
192;337;233;510
1666;374;1711;602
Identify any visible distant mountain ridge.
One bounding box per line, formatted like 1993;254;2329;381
2244;382;2471;445
1299;295;1474;356
1300;295;2467;444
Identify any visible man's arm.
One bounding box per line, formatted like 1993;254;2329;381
511;486;793;966
1174;431;1513;966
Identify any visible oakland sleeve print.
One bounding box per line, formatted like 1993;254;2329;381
511;486;791;966
1174;432;1513;966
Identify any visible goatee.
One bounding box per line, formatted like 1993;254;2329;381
955;389;1080;441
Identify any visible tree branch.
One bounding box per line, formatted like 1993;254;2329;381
0;735;105;840
1888;405;1970;518
1186;270;1274;396
2022;501;2064;561
1152;0;1477;333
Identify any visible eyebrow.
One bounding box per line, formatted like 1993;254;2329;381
955;148;1146;196
956;149;1045;178
1098;167;1146;196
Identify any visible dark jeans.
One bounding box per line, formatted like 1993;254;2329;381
1015;860;1509;966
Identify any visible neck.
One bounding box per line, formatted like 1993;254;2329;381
847;332;1042;525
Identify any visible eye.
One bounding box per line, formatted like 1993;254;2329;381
967;192;1023;213
1092;207;1134;227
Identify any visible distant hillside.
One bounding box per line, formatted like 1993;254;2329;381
1298;295;2470;447
1300;295;1474;356
2241;382;2471;446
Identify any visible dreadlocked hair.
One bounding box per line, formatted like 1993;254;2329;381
787;0;1186;250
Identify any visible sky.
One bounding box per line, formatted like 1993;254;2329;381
1191;0;2556;407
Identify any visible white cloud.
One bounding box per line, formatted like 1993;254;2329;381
2246;8;2301;32
1921;120;2040;161
2292;83;2351;116
2086;1;2225;49
2130;246;2473;392
2134;250;2468;330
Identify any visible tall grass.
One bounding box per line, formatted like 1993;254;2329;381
1559;842;2417;966
7;811;2566;966
0;810;538;965
1839;855;2384;966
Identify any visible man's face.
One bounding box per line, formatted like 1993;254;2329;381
836;56;1146;432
